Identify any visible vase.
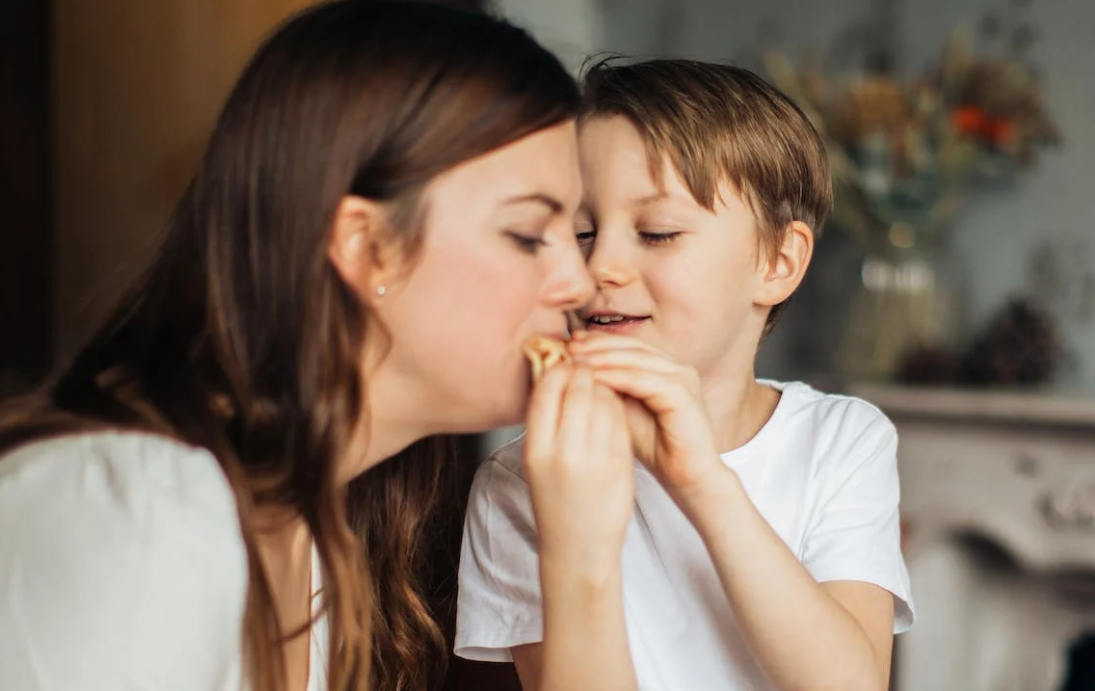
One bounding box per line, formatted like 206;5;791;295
837;221;962;382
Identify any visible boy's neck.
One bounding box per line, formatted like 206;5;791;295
701;370;782;455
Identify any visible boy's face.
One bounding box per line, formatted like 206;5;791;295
576;115;773;380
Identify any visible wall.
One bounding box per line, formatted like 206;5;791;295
599;0;1095;394
495;0;603;72
52;0;321;358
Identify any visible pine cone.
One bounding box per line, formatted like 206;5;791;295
956;298;1063;387
896;345;958;385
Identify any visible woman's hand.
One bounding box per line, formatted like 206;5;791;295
568;333;724;504
523;364;634;576
520;363;639;691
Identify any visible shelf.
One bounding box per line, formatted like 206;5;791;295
846;383;1095;429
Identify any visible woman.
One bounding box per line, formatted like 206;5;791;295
0;2;635;691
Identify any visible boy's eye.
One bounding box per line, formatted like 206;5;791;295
575;228;597;248
507;232;548;254
639;230;682;246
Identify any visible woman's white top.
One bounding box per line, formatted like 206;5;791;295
0;431;329;691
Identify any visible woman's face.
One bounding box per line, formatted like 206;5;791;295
372;121;592;433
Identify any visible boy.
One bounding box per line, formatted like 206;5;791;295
455;58;914;691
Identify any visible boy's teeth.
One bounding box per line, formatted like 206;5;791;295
592;315;627;324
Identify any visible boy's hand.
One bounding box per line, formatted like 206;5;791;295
568;332;725;502
524;363;635;578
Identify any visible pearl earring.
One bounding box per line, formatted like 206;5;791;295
376;285;387;297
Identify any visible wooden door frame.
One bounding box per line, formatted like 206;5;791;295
0;0;53;394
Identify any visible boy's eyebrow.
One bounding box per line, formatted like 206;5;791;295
501;193;563;214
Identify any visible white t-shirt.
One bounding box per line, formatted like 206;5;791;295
455;381;915;690
0;431;329;691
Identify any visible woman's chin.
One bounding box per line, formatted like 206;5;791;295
436;396;524;436
485;396;528;431
440;370;530;434
488;382;532;430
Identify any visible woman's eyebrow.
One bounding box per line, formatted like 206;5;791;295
500;193;564;214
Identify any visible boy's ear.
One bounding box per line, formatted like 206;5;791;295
327;195;401;302
754;221;814;308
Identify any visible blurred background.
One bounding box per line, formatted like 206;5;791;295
2;0;1093;689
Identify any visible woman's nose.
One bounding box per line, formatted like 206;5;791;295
544;247;595;312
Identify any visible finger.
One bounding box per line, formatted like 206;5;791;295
589;383;623;457
573;346;682;377
559;366;596;458
607;390;634;465
590;366;686;416
524;363;573;467
568;332;672;358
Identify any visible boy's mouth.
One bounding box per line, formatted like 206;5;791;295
584;312;650;333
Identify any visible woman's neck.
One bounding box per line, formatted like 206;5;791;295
338;341;438;483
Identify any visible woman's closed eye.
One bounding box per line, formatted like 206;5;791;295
506;231;549;254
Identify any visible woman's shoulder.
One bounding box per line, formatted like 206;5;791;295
0;429;239;521
0;430;250;688
0;429;245;555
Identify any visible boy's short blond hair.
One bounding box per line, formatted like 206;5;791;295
580;57;833;332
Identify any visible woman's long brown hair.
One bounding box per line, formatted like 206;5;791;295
0;2;579;690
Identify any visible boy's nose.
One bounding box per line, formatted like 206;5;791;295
588;240;636;289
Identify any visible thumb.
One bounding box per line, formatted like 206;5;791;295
622;396;656;460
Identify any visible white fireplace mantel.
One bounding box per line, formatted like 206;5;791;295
849;384;1095;691
850;383;1095;429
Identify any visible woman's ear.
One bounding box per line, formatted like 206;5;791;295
753;221;814;308
327;195;398;300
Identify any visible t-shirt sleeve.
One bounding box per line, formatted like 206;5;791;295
455;444;544;662
801;414;916;633
0;434;249;690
